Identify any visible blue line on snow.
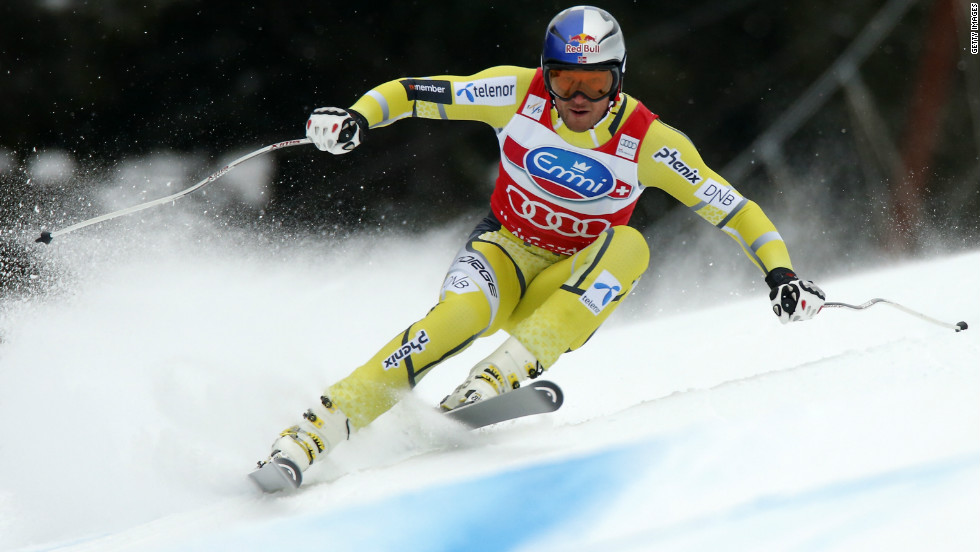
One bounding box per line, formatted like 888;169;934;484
177;444;656;552
30;437;978;551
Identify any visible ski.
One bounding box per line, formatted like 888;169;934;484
249;381;563;493
249;455;303;493
444;380;563;429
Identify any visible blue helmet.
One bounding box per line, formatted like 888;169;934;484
541;6;626;73
541;6;626;101
542;6;626;67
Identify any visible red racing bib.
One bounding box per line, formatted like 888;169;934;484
490;69;657;255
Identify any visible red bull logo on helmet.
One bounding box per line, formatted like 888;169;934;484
566;33;600;55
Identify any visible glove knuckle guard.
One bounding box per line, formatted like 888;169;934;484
305;108;363;155
769;277;824;324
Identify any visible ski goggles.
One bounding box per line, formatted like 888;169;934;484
544;65;620;102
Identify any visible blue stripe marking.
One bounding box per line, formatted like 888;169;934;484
178;443;654;552
201;448;977;552
615;453;980;551
33;436;978;551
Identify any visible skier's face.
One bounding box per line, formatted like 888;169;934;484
553;94;609;132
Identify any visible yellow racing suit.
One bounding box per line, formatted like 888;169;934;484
323;66;793;427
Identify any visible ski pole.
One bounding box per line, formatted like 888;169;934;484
823;298;968;332
36;138;312;244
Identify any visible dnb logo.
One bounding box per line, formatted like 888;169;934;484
523;146;615;201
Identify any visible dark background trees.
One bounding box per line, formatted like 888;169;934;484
1;0;977;295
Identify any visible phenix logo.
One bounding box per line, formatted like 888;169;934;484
652;146;702;184
382;329;430;371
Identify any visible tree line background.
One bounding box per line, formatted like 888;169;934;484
1;0;977;297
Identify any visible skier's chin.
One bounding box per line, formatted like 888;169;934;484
556;100;605;132
563;115;593;132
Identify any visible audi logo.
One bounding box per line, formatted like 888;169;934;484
506;185;611;238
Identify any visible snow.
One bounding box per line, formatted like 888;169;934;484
27;150;78;187
0;214;977;552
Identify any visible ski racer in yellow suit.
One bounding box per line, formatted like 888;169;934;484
259;6;826;482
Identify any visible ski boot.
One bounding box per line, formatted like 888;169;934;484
440;337;543;411
252;395;350;491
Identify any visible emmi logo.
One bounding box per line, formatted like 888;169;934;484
524;146;615;201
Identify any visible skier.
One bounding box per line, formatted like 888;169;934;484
257;5;825;484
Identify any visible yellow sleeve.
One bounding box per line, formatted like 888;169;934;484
348;66;537;129
637;120;793;274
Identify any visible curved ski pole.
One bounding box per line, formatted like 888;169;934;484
36;138;312;244
824;299;968;332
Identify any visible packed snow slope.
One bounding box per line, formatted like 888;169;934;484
0;215;977;552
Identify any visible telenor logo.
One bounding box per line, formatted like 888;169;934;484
523;146;615;201
452;76;517;106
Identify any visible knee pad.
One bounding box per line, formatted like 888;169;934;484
442;247;502;326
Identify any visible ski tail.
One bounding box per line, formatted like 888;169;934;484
249;456;303;493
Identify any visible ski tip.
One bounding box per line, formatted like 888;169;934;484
533;380;563;408
273;456;303;489
36;231;53;244
955;321;968;332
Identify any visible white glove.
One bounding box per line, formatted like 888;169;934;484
305;108;364;154
766;268;826;324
